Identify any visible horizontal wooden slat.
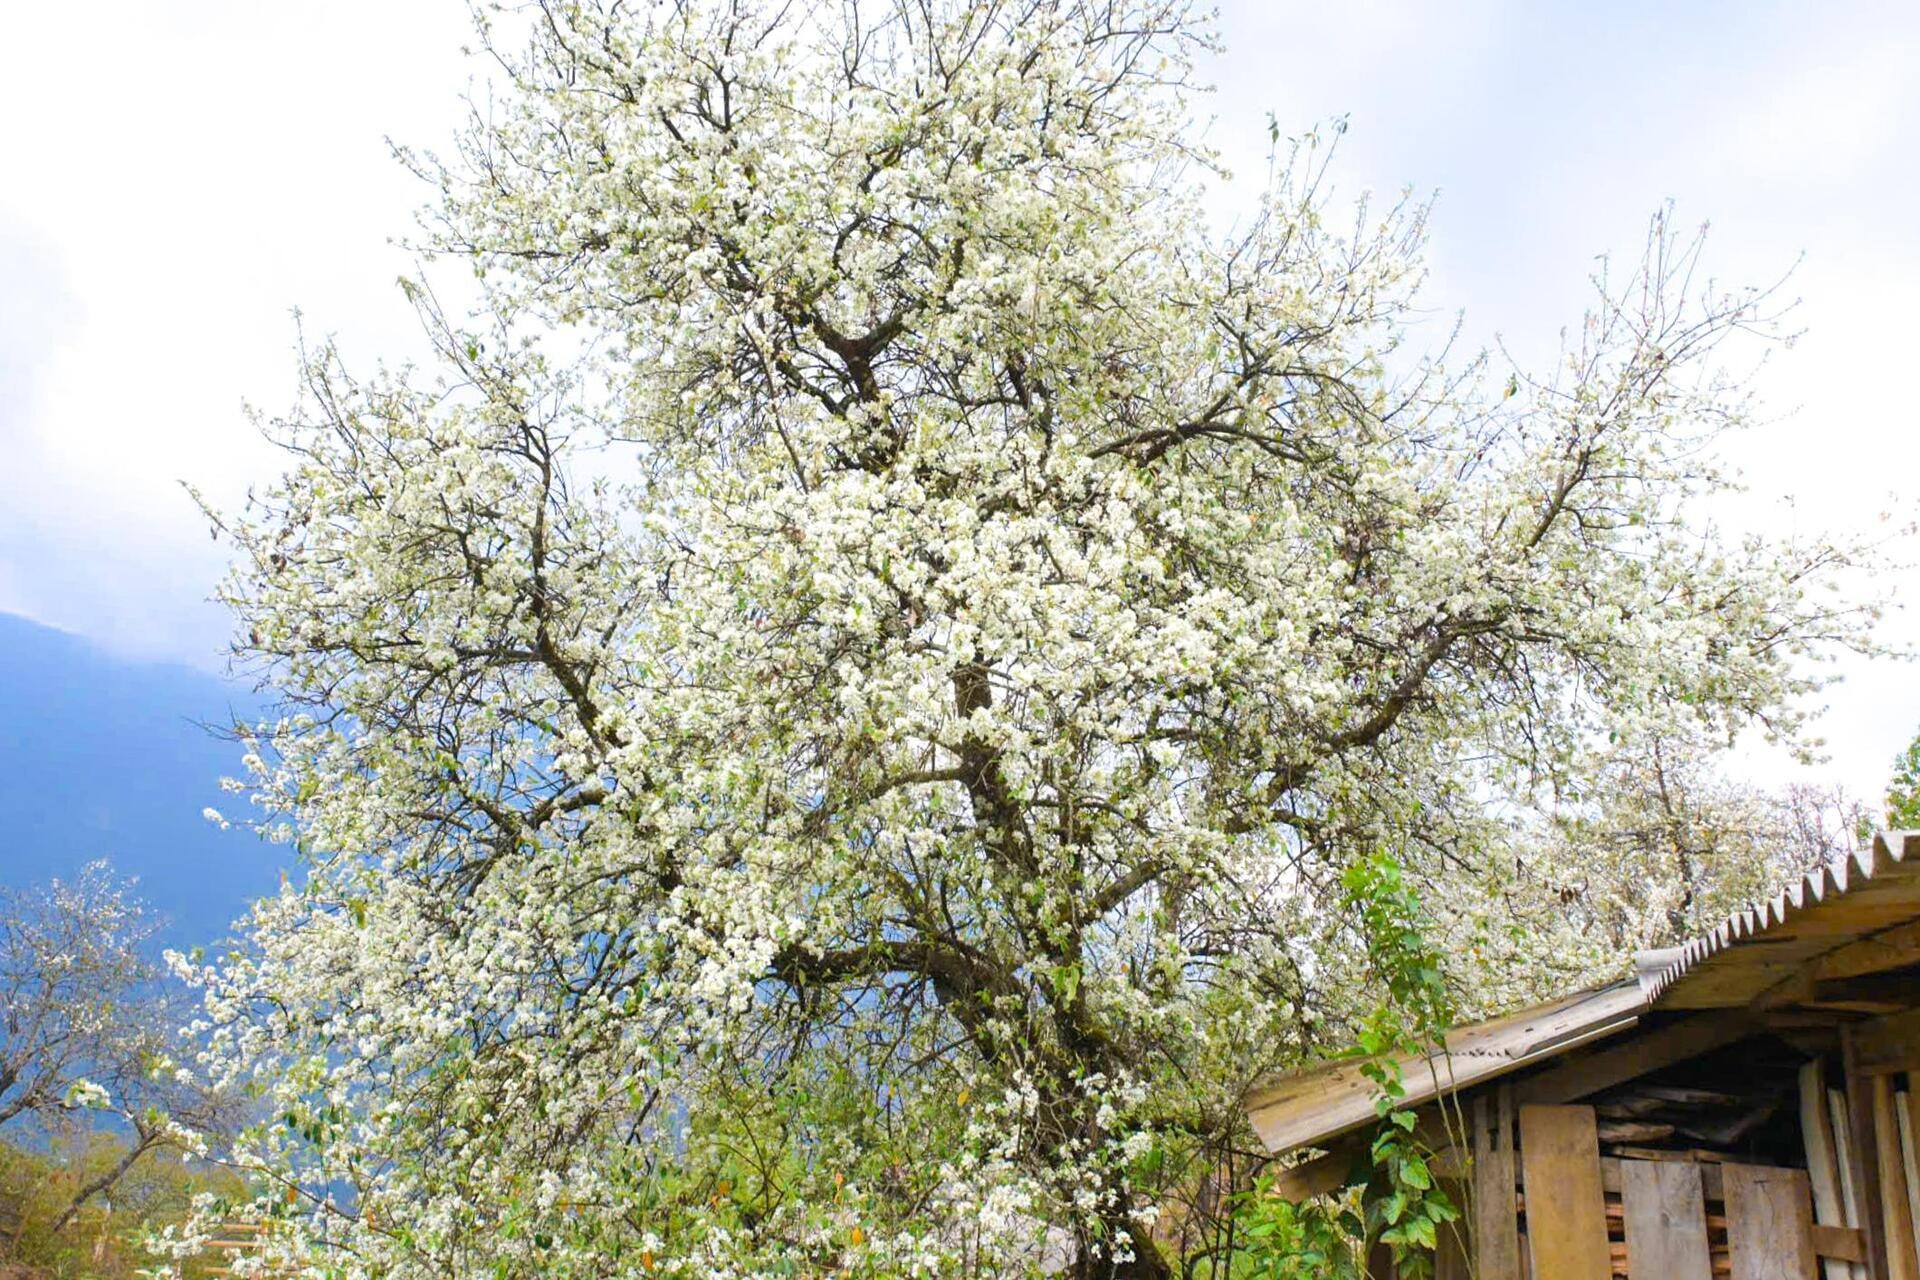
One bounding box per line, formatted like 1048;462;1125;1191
1813;1224;1870;1263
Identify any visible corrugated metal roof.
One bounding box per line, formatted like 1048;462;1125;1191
1632;828;1920;1007
1244;829;1920;1155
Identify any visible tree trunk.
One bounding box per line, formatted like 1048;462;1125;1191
1116;1221;1174;1280
50;1131;153;1235
1076;1217;1173;1280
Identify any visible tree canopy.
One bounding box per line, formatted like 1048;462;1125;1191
179;2;1879;1276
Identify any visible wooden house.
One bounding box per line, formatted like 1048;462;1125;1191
1242;831;1920;1279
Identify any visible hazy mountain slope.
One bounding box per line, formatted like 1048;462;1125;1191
0;612;275;947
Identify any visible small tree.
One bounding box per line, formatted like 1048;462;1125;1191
1449;730;1874;1008
0;864;230;1238
1884;730;1920;829
185;2;1886;1276
1;863;151;1133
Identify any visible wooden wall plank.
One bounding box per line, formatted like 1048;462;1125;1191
1473;1089;1522;1280
1622;1158;1713;1280
1518;1104;1610;1280
1725;1163;1818;1280
1874;1075;1920;1280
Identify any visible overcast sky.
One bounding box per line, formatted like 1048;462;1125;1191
2;1;1916;791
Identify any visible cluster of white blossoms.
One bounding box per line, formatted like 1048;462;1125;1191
173;1;1882;1277
64;1078;113;1111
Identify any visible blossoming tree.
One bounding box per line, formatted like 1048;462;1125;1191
1;865;230;1236
180;1;1879;1275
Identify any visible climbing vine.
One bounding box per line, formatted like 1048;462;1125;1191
1232;852;1461;1277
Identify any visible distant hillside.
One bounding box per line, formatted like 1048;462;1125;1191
0;613;277;949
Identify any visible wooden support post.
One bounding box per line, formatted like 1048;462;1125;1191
1902;1088;1920;1266
1836;1091;1870;1252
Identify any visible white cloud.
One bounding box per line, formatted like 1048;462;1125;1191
1727;40;1917;183
1;0;1916;795
0;2;468;660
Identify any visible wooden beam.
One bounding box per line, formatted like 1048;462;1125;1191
1852;1007;1920;1071
1245;981;1644;1154
1818;917;1920;981
1266;1113;1467;1202
1512;1010;1755;1107
1267;1141;1363;1202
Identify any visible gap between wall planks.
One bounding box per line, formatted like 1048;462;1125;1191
1434;1178;1470;1280
1874;1075;1920;1280
1621;1157;1714;1280
1518;1105;1611;1280
1725;1163;1819;1280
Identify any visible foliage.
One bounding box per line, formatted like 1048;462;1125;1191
1227;854;1458;1278
173;1;1882;1276
1;865;235;1239
1884;729;1920;830
1343;857;1458;1278
1445;727;1875;1008
0;1123;242;1279
1;863;153;1133
1227;1181;1366;1280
